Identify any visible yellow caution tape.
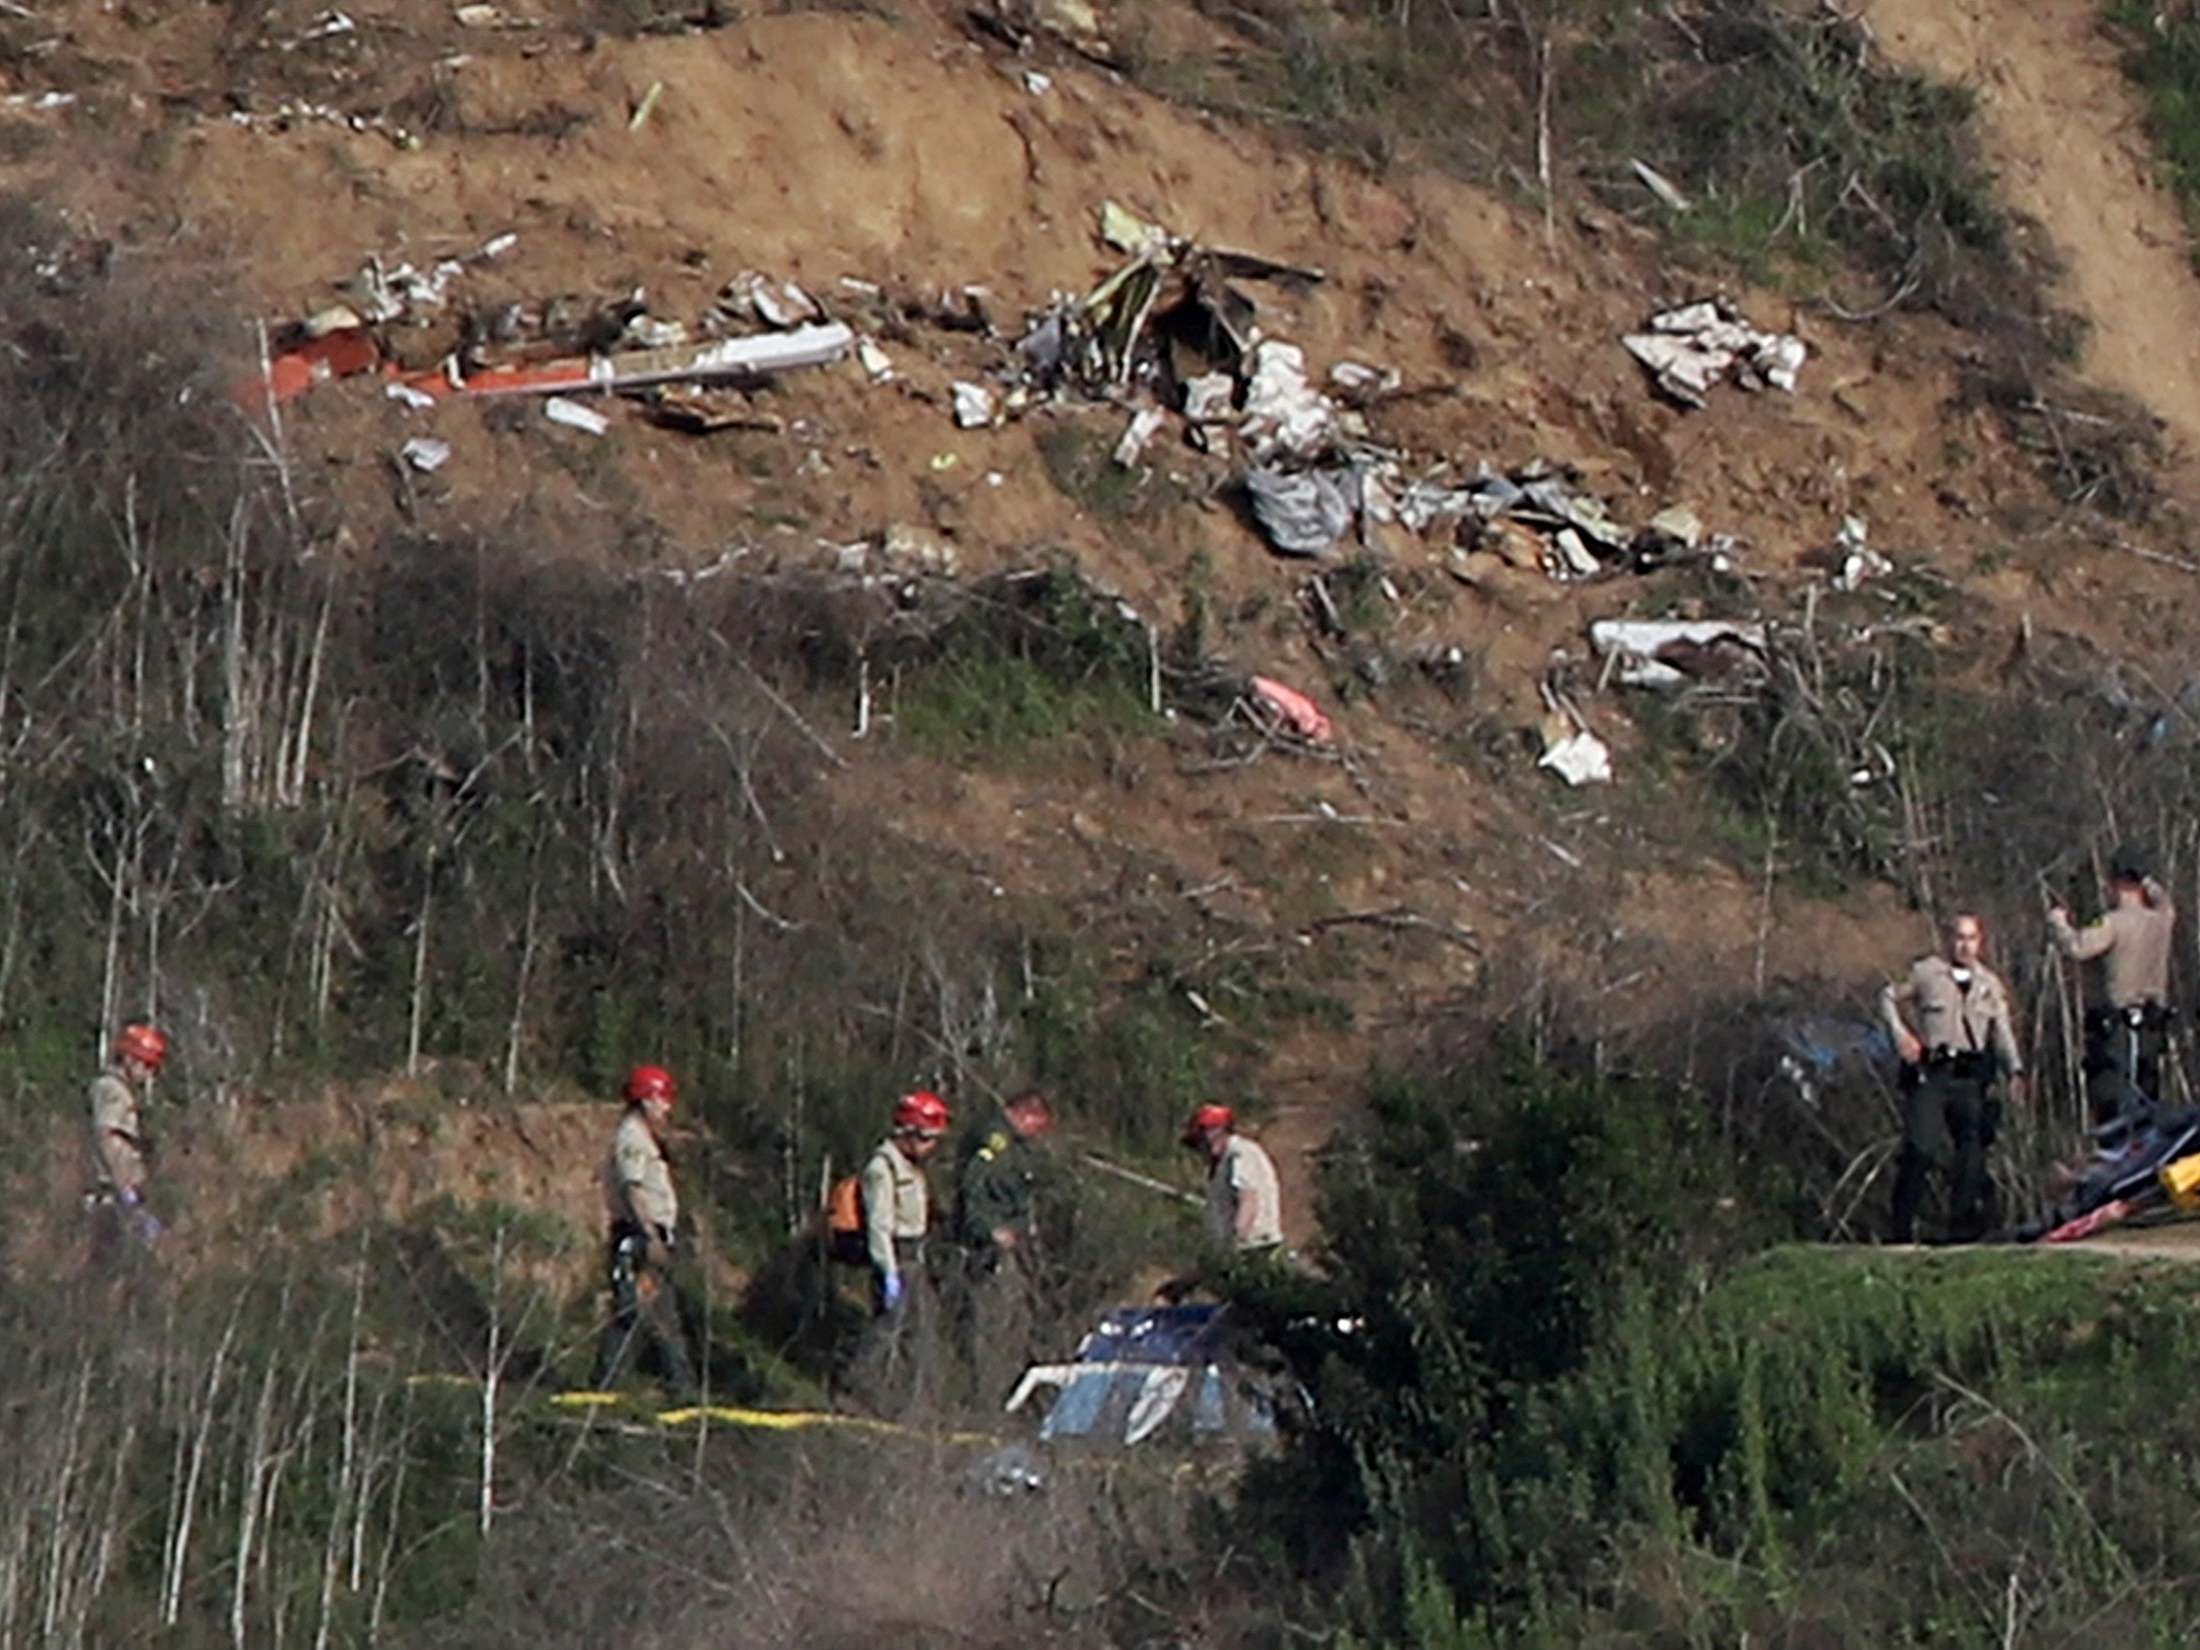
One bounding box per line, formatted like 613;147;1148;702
415;1380;995;1444
653;1404;995;1445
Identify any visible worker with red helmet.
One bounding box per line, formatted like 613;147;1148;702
845;1089;951;1412
88;1022;169;1249
1182;1103;1283;1253
591;1063;696;1395
863;1089;951;1312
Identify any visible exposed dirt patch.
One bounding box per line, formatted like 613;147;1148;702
1864;0;2200;487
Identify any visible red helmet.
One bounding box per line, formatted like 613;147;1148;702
116;1023;169;1072
624;1064;677;1106
1181;1103;1235;1145
893;1090;951;1136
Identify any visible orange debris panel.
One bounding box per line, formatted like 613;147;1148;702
241;327;383;410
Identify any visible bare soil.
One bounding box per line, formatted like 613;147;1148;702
9;1;2200;1249
1864;0;2200;481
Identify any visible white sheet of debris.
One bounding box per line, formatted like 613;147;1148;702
1539;728;1613;787
1589;619;1769;689
1623;300;1806;408
1239;341;1336;461
1245;467;1357;558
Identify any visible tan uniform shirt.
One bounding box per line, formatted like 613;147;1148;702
87;1069;146;1194
602;1110;678;1237
1205;1134;1284;1251
1880;956;2024;1076
2050;889;2174;1007
861;1138;929;1278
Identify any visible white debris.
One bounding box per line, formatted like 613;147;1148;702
1240;341;1335;461
2;90;78;111
621;315;689;350
1245;467;1355;559
951;381;997;429
1023;70;1053;96
1328;360;1400;401
1630;158;1693;213
301;303;365;339
1622;299;1807;408
399;436;451;473
1539;729;1613;787
544;396;608;436
1756;333;1807;393
347;246;508;323
857;338;896;382
1182;372;1235;423
723;271;822;330
1831;516;1892;591
584;323;854;389
478;231;518;260
385;381;438;411
1588;619;1769;689
881;523;960;576
1550;528;1602;579
1112;406;1166;467
1394;479;1479;534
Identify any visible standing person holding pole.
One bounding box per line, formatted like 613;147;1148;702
2049;844;2175;1126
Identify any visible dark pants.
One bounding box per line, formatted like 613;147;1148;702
845;1240;934;1416
85;1186;163;1268
960;1244;1036;1410
592;1226;695;1395
1892;1067;1995;1242
2086;1010;2168;1126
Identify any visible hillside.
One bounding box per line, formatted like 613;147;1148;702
8;2;2200;1641
8;1;2200;1193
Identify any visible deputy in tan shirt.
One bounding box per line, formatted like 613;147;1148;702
1879;913;2022;1243
2050;846;2174;1118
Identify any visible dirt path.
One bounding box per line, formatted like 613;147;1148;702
1863;0;2200;485
1874;1219;2200;1261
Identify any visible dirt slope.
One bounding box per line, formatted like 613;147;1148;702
9;2;2200;1254
1864;0;2200;484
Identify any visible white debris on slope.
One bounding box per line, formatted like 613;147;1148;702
1623;299;1806;408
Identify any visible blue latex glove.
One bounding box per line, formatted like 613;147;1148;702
131;1208;165;1244
880;1272;906;1313
116;1186;141;1209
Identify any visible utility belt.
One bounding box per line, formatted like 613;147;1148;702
1918;1048;1994;1083
606;1219;671;1277
2086;1003;2173;1037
